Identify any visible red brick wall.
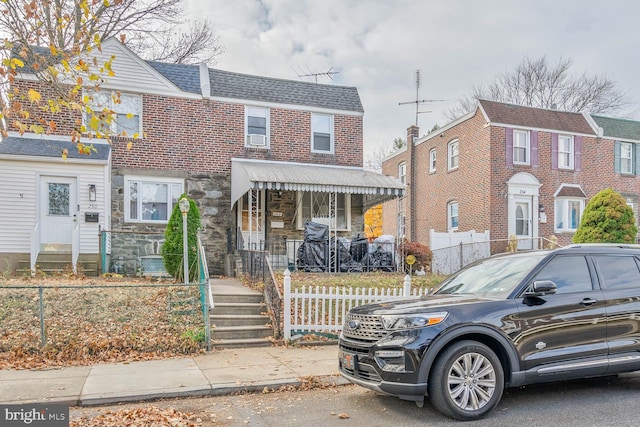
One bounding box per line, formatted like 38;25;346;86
384;108;640;250
410;111;492;246
11;80;364;171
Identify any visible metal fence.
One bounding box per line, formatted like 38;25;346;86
243;239;398;274
0;282;207;368
0;230;214;368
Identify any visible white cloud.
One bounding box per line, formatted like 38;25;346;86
184;0;640;162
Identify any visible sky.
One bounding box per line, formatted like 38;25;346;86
184;0;640;165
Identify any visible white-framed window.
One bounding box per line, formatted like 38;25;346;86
429;148;436;173
245;106;270;148
84;90;142;137
448;201;459;231
620;142;633;174
124;176;184;223
555;198;584;232
311;113;334;153
297;192;350;231
398;162;406;184
513;130;530;165
558;134;574;169
448;139;459;170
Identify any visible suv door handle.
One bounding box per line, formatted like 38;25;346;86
580;298;598;306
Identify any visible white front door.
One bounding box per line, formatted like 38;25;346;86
514;196;533;250
238;189;265;249
40;176;78;250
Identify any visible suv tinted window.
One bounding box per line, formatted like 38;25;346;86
593;255;640;290
533;255;592;294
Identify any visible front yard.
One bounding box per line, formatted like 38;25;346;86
0;276;206;370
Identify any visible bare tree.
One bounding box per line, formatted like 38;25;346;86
0;0;222;66
445;56;630;121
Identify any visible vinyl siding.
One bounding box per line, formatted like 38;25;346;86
0;158;109;253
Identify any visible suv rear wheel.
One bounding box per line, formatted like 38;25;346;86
428;340;504;420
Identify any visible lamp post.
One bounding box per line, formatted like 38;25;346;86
179;197;190;285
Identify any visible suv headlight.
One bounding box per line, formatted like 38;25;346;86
381;312;448;330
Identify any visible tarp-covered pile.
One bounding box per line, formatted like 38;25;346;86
296;222;396;272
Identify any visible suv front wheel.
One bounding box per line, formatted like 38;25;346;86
428;340;504;420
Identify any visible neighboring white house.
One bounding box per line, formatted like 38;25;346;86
0;133;111;274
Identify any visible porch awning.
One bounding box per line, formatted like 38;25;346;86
231;158;405;208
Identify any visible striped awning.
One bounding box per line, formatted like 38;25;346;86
231;158;405;207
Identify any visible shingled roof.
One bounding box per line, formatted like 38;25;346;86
0;136;110;161
479;99;595;135
591;115;640;142
147;61;363;113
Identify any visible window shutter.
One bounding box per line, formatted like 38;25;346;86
635;143;640;175
551;133;558;170
574;135;582;171
505;128;513;165
614;141;621;173
531;131;539;167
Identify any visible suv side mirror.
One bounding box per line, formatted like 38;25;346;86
524;280;557;297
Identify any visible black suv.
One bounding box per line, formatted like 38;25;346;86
339;244;640;420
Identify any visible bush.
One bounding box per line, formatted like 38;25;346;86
400;240;433;273
573;188;637;244
162;195;202;282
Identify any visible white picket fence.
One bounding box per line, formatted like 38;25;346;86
282;270;428;340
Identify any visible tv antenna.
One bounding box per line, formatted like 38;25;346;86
399;70;447;127
298;66;340;83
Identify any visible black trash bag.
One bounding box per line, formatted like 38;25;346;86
361;246;395;272
304;221;329;242
350;236;368;262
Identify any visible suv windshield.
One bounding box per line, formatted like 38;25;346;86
433;252;548;297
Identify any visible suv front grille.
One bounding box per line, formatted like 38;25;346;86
342;312;386;342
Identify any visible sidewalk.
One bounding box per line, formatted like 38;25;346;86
0;345;347;406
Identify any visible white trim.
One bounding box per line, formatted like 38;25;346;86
311;113;334;154
557;134;575;170
296;191;352;232
447;201;459;231
429;148;436;173
489;122;594;138
245;105;270;148
447;139;459;170
124;175;184;224
415;109;477;147
513;129;530;165
7;131;109;144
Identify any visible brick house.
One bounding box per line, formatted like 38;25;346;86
382;99;640;252
0;39;404;276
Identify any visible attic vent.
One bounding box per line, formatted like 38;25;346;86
246;134;267;147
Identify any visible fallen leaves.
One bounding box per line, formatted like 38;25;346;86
0;277;206;370
70;406;201;427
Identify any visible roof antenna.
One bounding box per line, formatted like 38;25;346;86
398;70;447;127
298;66;340;83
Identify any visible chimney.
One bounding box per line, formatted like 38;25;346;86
407;125;419;242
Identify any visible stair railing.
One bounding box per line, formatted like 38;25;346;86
30;222;40;275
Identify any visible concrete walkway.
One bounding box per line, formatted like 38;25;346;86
0;345;345;406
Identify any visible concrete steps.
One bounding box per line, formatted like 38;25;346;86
210;289;273;349
15;253;99;277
